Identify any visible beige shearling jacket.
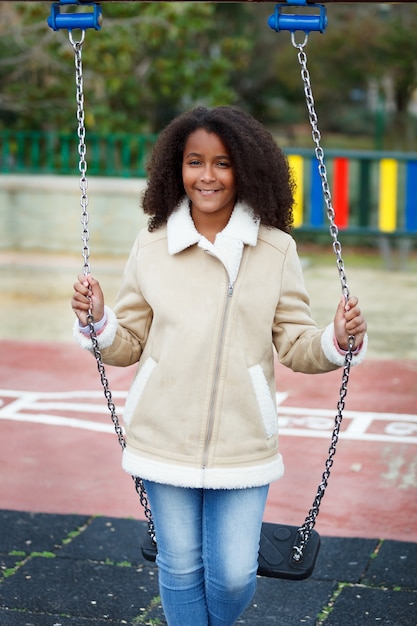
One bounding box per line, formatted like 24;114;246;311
74;199;367;489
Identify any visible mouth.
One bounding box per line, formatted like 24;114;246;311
198;189;220;195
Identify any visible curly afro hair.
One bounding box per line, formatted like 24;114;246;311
143;106;295;233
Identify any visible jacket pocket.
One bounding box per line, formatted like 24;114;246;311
248;364;278;438
123;356;157;426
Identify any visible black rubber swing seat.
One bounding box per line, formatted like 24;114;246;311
142;521;321;581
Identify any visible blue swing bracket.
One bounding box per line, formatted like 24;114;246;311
48;0;103;32
268;1;327;35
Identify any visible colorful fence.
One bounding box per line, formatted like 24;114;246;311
288;149;417;236
1;130;416;236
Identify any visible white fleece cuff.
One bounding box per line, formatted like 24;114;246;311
73;305;118;351
321;322;368;367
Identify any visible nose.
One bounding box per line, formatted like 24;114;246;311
200;164;216;182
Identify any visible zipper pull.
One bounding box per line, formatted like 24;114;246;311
228;283;234;297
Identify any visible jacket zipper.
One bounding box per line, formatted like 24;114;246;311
202;279;234;469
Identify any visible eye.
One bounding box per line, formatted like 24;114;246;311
217;161;231;168
187;159;202;166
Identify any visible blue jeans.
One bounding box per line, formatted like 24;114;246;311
143;481;269;626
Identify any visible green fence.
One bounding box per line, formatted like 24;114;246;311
0;130;157;177
1;130;417;239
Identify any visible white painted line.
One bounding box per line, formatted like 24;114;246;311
24;401;125;415
276;404;417;422
0;389;416;444
0;410;119;433
0;389;128;399
278;427;417;445
276;404;417;443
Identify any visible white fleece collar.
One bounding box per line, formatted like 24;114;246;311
167;197;259;255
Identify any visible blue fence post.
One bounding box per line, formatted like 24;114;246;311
310;156;324;227
405;161;417;232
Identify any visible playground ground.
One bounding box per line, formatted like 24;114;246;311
0;247;416;624
0;247;416;534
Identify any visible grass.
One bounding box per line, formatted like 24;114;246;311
132;595;163;624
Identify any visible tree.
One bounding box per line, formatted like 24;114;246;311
374;4;417;149
283;3;417;148
1;2;416;149
0;2;253;133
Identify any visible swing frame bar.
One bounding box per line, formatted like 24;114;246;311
20;1;417;4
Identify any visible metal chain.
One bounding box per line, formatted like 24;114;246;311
291;32;351;301
290;32;355;562
69;30;155;543
69;30;90;277
69;26;355;566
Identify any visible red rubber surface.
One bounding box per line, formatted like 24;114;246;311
1;340;416;541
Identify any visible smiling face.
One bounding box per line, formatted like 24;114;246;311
182;128;236;237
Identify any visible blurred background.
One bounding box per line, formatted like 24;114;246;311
0;1;416;357
0;1;416;547
1;2;417;147
1;2;417;255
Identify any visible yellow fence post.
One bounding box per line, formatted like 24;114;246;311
378;158;398;232
288;154;304;228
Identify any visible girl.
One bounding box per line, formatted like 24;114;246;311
72;106;367;626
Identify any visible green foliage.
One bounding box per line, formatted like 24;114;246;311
292;3;417;149
0;2;416;148
0;2;253;133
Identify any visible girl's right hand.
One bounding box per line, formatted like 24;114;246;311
71;274;105;327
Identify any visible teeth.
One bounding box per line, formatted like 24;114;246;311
200;189;217;195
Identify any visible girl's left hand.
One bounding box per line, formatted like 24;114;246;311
334;295;367;351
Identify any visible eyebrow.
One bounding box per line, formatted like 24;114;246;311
184;152;231;160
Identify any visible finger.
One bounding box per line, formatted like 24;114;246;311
346;307;364;326
346;320;367;346
73;277;91;296
344;296;358;312
344;301;362;322
72;288;91;303
76;273;98;296
335;295;346;319
73;283;87;297
348;295;358;306
72;299;90;312
83;274;103;299
77;273;91;285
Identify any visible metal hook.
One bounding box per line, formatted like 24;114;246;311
291;31;309;49
69;29;86;47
